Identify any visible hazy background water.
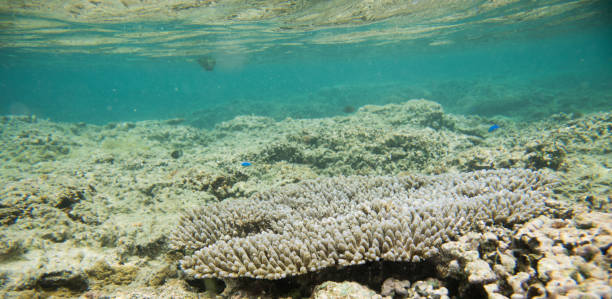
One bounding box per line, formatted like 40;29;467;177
0;1;611;127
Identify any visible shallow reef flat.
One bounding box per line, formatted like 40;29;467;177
0;99;610;298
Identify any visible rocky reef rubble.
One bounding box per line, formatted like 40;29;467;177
268;211;610;299
433;211;611;299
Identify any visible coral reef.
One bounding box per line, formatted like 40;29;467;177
0;100;609;297
171;169;553;280
0;116;75;164
251;100;461;175
312;281;382;299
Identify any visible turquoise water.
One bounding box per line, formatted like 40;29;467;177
1;1;611;127
1;2;612;297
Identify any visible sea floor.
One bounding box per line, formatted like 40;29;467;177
0;99;610;298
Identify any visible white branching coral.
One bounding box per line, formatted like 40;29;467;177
170;169;553;280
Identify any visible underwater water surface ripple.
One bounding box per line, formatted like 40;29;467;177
0;0;611;124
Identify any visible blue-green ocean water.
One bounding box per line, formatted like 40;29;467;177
1;1;611;127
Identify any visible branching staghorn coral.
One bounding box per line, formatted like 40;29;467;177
170;169;554;280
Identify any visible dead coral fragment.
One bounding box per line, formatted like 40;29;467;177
171;169;553;280
85;261;138;286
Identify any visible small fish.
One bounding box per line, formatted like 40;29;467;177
240;162;252;167
197;55;216;71
488;124;500;132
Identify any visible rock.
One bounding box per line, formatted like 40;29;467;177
410;279;449;299
594;234;612;251
493;264;510;279
437;258;463;279
545;277;577;295
484;283;503;298
524;140;566;170
0;207;22;226
85;260;138;285
214;115;274;132
550;244;567;256
312;281;382;299
380;278;410;297
479;232;499;253
566;279;612;299
163;118;185;125
448;260;462;275
53;187;85;210
567;293;601;299
148;264;178;286
515;216;554;254
498;251;516;274
550;219;568;229
36;270;88;292
117;122;136;130
465;260;497;284
413;280;434;296
574;213;595;229
440;242;463;259
578;261;608;280
537;255;579;282
83;278;201;299
507;272;530;294
526;283;546;299
0;234;24;261
510;214;612;299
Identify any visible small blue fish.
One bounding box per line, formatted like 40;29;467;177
240;162;252;167
488;124;500;132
